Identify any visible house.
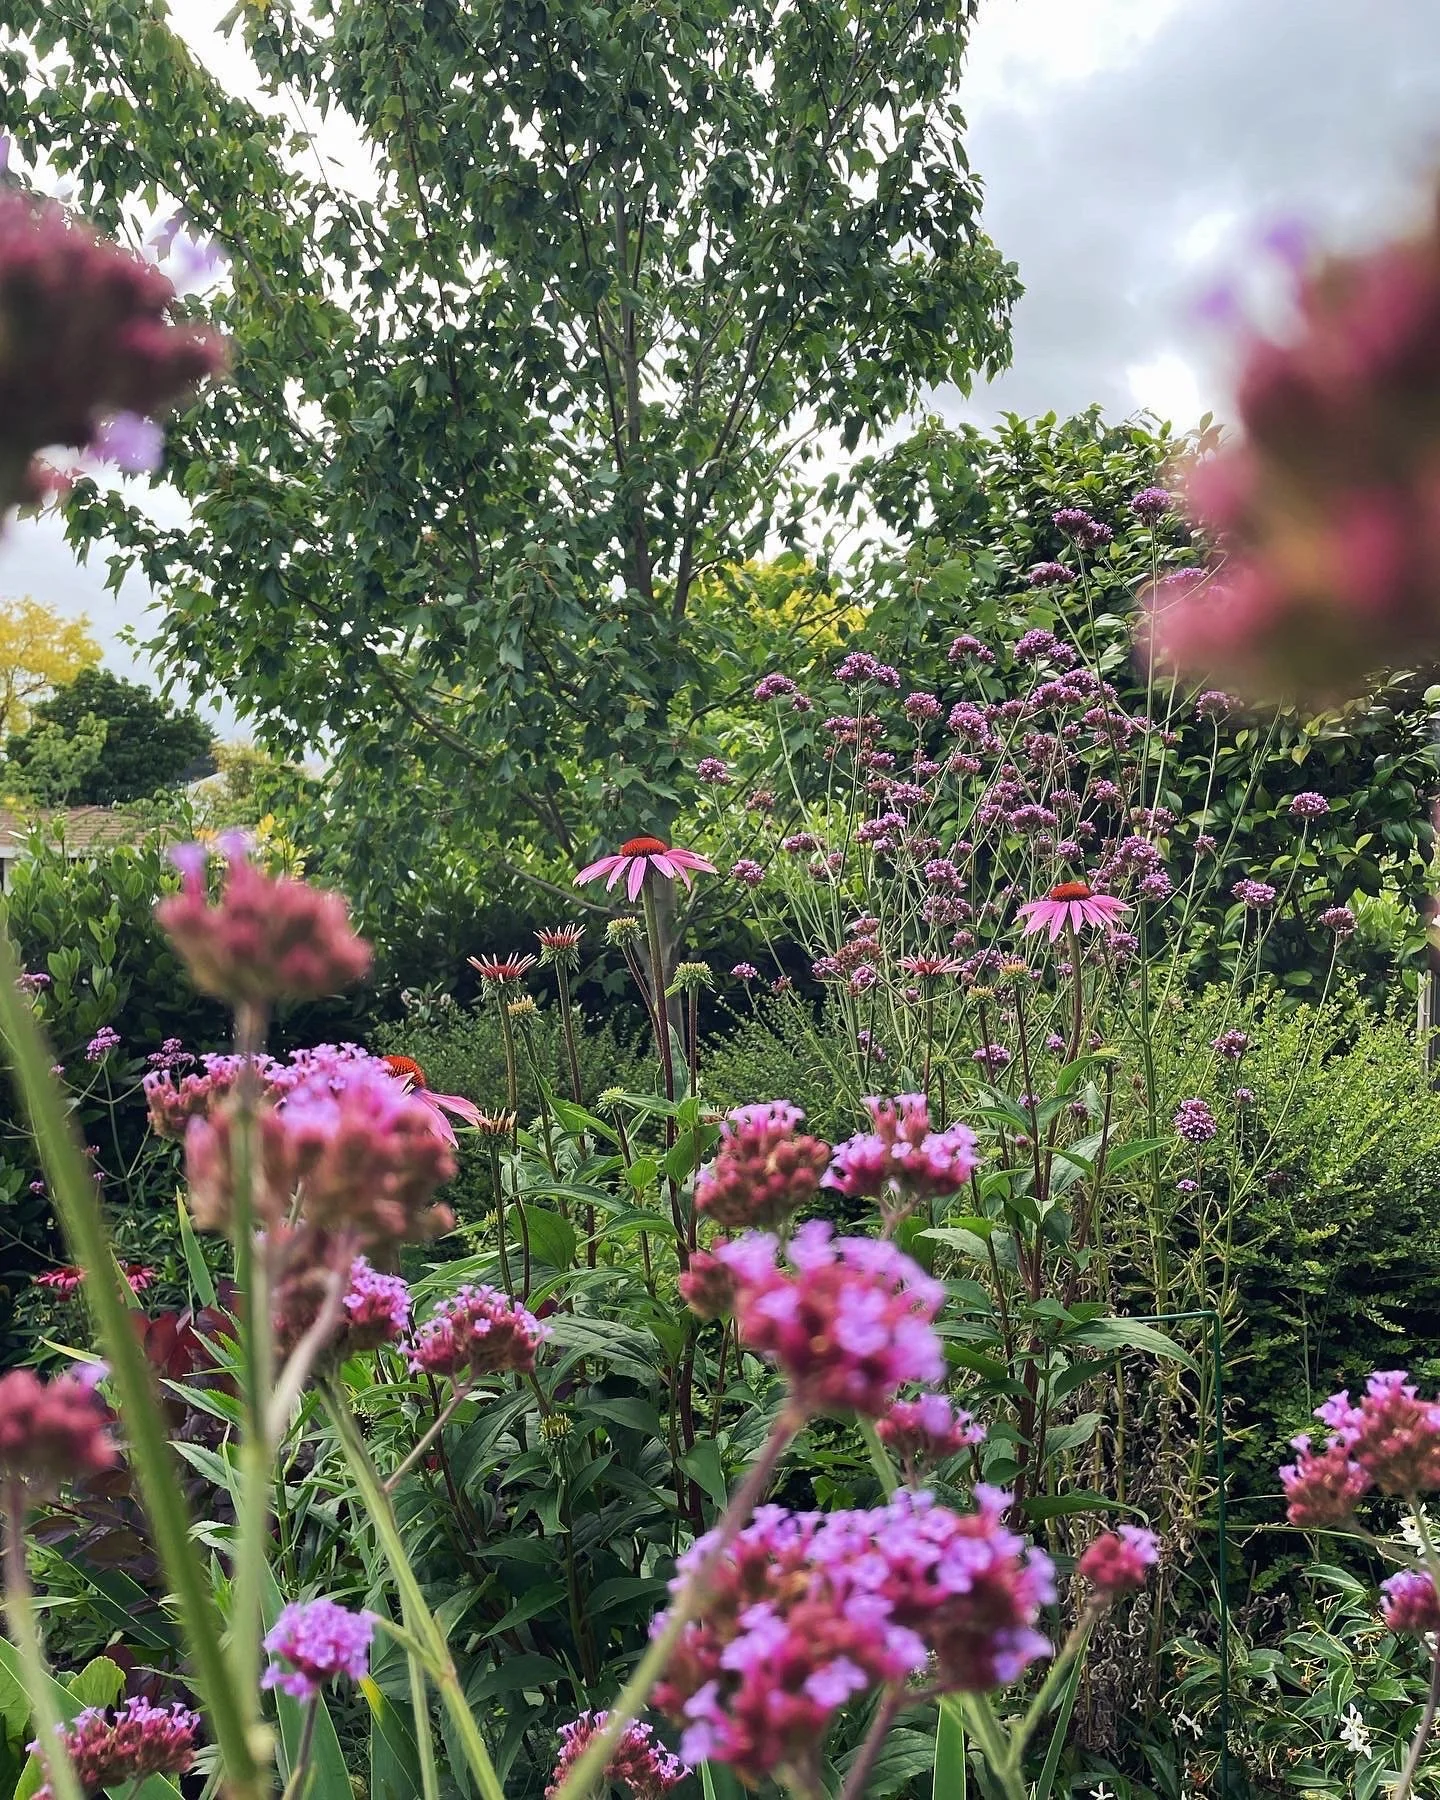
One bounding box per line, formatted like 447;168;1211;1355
0;807;143;891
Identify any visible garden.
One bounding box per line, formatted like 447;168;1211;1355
2;5;1440;1799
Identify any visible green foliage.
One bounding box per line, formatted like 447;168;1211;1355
5;668;216;805
845;409;1440;987
1145;984;1440;1495
6;0;1019;902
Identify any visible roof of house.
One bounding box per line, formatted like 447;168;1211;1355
0;806;144;855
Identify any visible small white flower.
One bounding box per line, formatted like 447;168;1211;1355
1339;1704;1373;1758
1399;1505;1432;1553
1175;1708;1205;1738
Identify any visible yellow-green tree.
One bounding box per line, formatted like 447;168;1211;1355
0;598;101;735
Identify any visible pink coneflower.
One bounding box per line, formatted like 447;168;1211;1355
899;955;963;979
574;836;716;901
1015;881;1131;943
381;1054;482;1145
34;1268;83;1297
468;951;538;984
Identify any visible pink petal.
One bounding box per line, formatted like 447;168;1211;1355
649;854;680;880
575;855;619;886
627;857;648;901
670;849;718;875
1050;906;1071;943
434;1093;483;1127
607;857;633;892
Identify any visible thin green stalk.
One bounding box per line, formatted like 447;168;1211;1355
321;1381;506;1800
1013;1601;1102;1752
408;1651;442;1800
0;922;266;1796
956;1696;1024;1800
4;1487;84;1800
278;1698;318;1800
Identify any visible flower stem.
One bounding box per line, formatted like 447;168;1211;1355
957;1696;1025;1800
838;1688;903;1800
3;1484;83;1800
0;922;266;1797
1012;1599;1102;1755
1394;1642;1440;1800
278;1698;319;1800
548;1404;804;1800
383;1382;475;1494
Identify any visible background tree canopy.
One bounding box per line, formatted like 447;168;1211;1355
4;666;216;805
3;0;1019;904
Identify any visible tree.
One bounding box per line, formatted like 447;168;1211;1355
5;0;1018;903
0;597;100;735
5;667;216;805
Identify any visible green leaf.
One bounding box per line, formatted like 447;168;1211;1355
364;1675;424;1800
175;1188;216;1308
680;1438;731;1513
1063;1317;1195;1370
66;1657;124;1711
1021;1491;1145;1522
519;1205;576;1270
934;1700;967;1800
920;1226;993;1260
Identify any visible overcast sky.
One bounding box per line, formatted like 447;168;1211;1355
3;0;1439;727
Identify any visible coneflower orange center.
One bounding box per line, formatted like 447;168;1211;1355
1048;881;1093;901
620;835;669;855
383;1054;428;1089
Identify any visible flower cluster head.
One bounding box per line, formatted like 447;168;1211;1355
84;1025;121;1063
186;1058;457;1245
1077;1526;1160;1598
1130;487;1174;520
143;1054;252;1139
1146;188;1440;701
1211;1029;1250;1060
1380;1570;1440;1634
546;1714;688;1800
575;836;716;900
654;1487;1054;1781
342;1257;411;1349
1173;1098;1217;1145
157;839;371;1008
730;962;758;982
0;1367;116;1496
826;1093;980;1208
714;1222;944;1416
696;1102;832;1230
1027;562;1074;587
1281;1370;1440;1526
0;190;226;503
409;1284;549;1380
834;651;901;688
33;1697;201;1800
730;858;766;888
1316;1370;1440;1496
753;673;798;702
1279;1433;1372;1527
1318;904;1357;936
876;1394;985;1477
696;757;731;784
1288;791;1330;819
678;1250;737;1321
263;1599;376;1700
